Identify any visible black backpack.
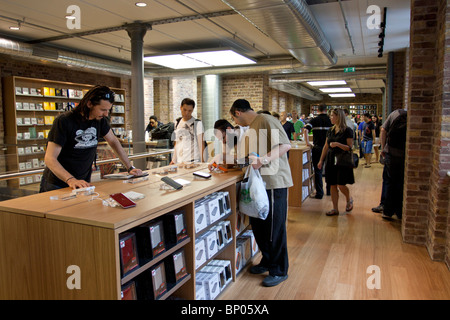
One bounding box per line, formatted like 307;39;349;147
387;110;407;150
151;122;175;147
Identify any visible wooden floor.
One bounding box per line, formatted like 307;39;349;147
220;161;450;300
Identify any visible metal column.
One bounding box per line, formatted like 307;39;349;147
127;23;150;170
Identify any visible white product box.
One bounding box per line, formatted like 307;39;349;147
210;225;225;250
206;194;221;224
219;220;233;245
203;231;218;259
195;272;220;300
200;265;227;291
196;284;206;300
195;237;207;269
194;200;208;233
241;230;258;257
208;259;232;286
221;191;232;215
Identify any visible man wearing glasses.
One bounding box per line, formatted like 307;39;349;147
39;85;143;192
145;115;162;134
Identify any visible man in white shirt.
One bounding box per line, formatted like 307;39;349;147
170;98;205;164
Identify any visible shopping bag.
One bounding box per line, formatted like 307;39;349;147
239;166;269;220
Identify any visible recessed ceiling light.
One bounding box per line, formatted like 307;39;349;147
319;87;352;93
307;80;347;86
9;26;20;30
65;15;76;20
328;93;355;98
135;2;147;7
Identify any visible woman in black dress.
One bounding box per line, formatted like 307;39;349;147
318;109;354;216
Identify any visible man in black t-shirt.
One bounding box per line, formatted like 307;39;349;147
40;86;143;192
280;111;295;141
303;105;332;199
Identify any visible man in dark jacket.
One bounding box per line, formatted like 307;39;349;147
303;104;332;199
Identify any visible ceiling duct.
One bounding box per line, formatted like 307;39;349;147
0;37;131;76
270;81;323;100
221;0;337;68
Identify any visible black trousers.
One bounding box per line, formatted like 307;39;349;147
312;146;324;197
250;188;289;276
383;153;405;218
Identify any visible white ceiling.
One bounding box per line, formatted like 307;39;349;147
0;0;411;97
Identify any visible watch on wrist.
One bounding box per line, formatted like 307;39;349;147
127;165;136;173
261;156;270;165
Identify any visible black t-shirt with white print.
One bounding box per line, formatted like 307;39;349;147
42;110;110;187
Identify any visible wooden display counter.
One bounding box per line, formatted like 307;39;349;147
288;142;314;207
0;164;243;300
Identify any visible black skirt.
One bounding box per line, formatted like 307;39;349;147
324;150;355;186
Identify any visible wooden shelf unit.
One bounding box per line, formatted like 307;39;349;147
288;143;314;207
0;164;242;300
1;76;126;187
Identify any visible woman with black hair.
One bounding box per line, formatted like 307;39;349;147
40;85;142;192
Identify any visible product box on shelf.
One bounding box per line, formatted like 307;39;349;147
202;230;219;259
210;225;225;251
241;230;258;257
163;210;188;244
196;284;206;300
195;237;207;269
151;262;167;299
206;194;221;224
119;232;139;276
218;220;232;245
200;265;227;291
121;281;137;300
237;237;252;267
207;259;232;286
235;245;243;273
165;249;188;283
135;262;168;300
136;219;166;261
236;210;249;235
195;272;221;300
194;199;208;233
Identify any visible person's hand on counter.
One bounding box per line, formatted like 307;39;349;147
129;167;143;176
66;176;91;189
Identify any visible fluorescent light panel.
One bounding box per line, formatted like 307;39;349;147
319;87;352;93
144;54;210;69
328;93;355;98
144;49;256;69
307;80;347;86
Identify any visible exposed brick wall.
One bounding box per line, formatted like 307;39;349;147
392;50;407;111
268;88;303;115
405;0;450;266
221;74;267;121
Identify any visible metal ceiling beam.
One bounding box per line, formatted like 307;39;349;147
26;10;236;44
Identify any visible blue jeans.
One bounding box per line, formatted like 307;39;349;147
361;140;373;154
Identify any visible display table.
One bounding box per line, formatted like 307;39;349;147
288;142;314;207
0;164;243;300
